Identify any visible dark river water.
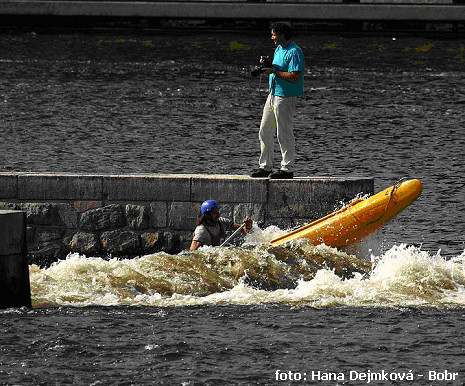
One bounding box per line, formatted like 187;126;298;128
1;28;465;385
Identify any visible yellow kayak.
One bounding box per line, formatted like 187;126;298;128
270;178;423;248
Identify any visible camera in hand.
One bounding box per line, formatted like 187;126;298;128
251;56;273;77
251;66;268;77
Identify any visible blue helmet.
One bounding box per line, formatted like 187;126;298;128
201;200;219;215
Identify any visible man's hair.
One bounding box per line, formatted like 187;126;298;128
271;22;292;40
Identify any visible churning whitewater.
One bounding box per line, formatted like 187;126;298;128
30;226;465;309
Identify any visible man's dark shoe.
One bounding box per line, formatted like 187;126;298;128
250;168;272;178
269;170;294;179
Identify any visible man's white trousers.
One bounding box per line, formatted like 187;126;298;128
258;93;297;172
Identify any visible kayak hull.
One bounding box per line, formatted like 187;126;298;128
270;179;423;248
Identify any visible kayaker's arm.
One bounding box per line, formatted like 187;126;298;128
233;217;253;233
189;240;201;251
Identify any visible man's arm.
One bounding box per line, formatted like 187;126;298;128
269;68;301;83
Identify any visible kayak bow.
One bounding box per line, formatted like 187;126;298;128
270;178;423;248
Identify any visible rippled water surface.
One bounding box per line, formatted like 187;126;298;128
1;30;464;255
2;305;465;385
1;29;465;385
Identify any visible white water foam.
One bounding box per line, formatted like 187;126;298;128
29;237;465;309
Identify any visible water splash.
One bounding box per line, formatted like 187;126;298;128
29;227;465;309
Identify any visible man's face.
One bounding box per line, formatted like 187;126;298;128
271;29;285;47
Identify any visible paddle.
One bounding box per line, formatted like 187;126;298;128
220;222;248;247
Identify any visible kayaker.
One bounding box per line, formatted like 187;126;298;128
189;200;253;251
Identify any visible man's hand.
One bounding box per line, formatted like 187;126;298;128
260;56;273;68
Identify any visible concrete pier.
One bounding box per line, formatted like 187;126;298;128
0;210;32;309
1;0;465;22
0;173;373;265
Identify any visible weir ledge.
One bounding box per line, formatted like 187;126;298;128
0;173;373;266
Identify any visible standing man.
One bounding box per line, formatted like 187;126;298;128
250;22;305;179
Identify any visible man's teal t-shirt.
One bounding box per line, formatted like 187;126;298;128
269;42;305;97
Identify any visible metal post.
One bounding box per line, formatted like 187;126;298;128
0;210;32;309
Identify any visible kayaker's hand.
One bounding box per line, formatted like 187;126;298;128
243;217;253;231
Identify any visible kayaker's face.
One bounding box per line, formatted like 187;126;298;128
208;210;220;222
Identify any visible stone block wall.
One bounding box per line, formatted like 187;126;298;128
0;173;373;266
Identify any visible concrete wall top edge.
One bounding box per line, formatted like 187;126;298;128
0;174;18;199
17;174;103;200
0;173;374;202
102;174;191;201
0;209;23;214
191;177;268;204
0;172;192;178
0;172;373;180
